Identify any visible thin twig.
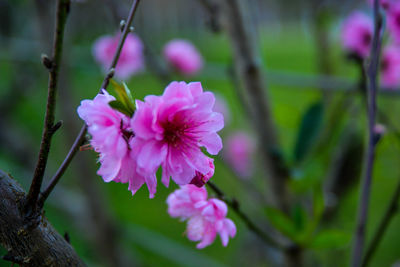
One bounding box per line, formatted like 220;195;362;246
361;177;400;267
26;0;70;212
206;181;284;249
351;0;384;266
38;0;142;206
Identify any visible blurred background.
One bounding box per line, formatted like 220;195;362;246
1;0;400;266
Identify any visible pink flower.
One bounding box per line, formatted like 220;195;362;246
167;184;208;219
93;33;144;80
224;132;255;178
77;90;155;198
167;185;236;248
380;45;400;87
341;12;373;58
163;39;203;76
187;199;236;248
387;2;400;43
131;81;224;189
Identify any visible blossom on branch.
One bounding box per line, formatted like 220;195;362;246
167;185;236;248
341;11;373;59
131;81;224;189
93;33;144;80
78;81;223;198
77;90;153;197
163;39;203;76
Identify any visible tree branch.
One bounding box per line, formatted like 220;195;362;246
38;0;142;206
26;0;70;213
361;176;400;267
0;170;85;266
351;0;384;266
207;181;285;250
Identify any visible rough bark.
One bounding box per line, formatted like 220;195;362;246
0;170;85;266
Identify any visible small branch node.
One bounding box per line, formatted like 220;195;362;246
120;20;126;31
41;54;53;70
51;120;63;134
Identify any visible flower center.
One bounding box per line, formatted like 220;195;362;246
163;122;185;145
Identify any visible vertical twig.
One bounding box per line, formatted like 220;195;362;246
361;177;400;267
38;0;142;207
351;0;384;266
26;0;70;213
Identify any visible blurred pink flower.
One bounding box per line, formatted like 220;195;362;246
387;2;400;43
163;39;203;76
167;185;236;248
167;184;208;219
224;132;255;178
131;81;224;189
214;95;231;126
77;90;155;198
380;45;400;87
93;33;144;80
341;12;373;58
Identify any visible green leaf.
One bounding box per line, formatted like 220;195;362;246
110;79;135;115
109;100;133;117
308;230;350;250
291;204;307;232
265;206;298;241
293;101;324;163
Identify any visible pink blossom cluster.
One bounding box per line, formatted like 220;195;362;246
93;33;145;80
167;185;236;248
93;33;203;79
341;3;400;87
77;81;224;198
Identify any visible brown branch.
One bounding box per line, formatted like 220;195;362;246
351;0;384;265
0;170;85;266
38;0;142;206
26;0;70;213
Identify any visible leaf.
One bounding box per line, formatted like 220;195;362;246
109;100;133;117
293;101;324;163
265;206;298;241
308;230;350;250
110;79;135;115
291;204;307;232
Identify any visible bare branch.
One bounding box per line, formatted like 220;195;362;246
26;0;70;213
